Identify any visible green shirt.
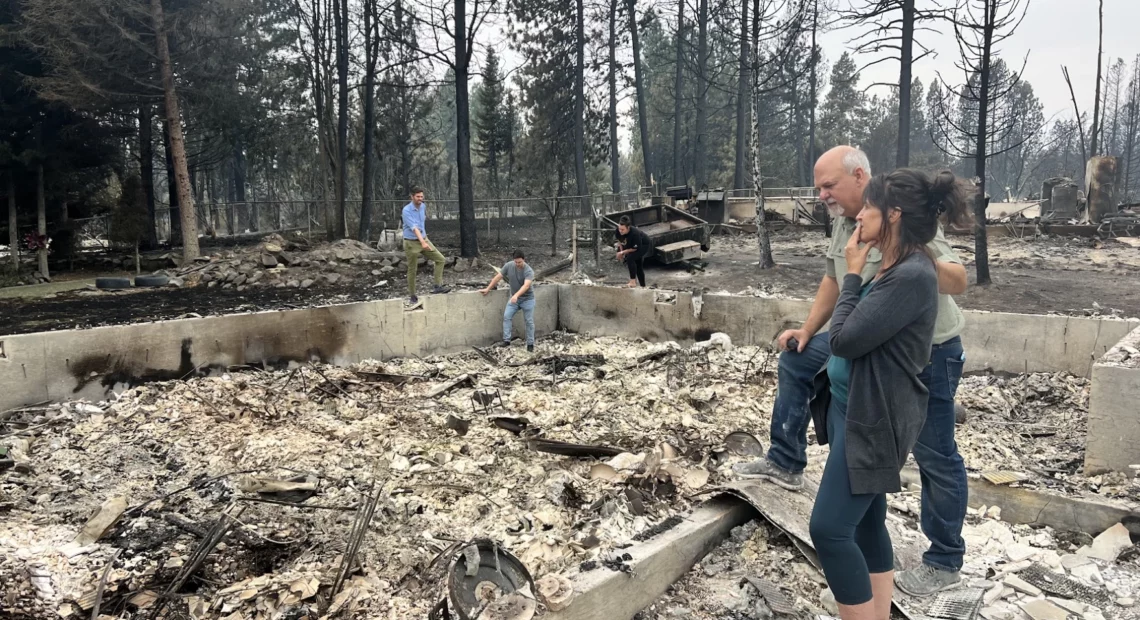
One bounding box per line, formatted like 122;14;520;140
825;217;965;345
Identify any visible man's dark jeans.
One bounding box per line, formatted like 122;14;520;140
766;333;969;571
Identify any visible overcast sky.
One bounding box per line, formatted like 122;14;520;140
489;0;1135;152
822;0;1138;122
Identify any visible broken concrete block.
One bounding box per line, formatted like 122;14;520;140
1083;523;1132;562
300;279;314;289
1003;574;1043;597
980;601;1018;620
1118;597;1135;607
1070;562;1104;585
261;253;278;268
983;583;1004;605
1047;597;1085;615
1006;543;1038;563
1060;554;1093;571
1020;599;1069;620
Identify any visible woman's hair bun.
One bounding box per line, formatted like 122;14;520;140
929;170;957;215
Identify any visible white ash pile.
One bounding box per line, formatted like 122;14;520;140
955;372;1139;505
0;333;779;619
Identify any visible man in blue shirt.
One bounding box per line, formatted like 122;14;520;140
480;250;537;353
402;186;449;306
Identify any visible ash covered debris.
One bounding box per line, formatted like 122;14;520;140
1;334;1137;619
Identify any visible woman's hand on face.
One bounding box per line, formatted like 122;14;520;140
845;223;875;275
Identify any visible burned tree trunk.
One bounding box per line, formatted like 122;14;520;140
627;0;653;186
972;1;995;286
896;0;915;167
36;162;48;278
138;104;159;249
733;0;749;189
750;0;774;269
7;172;17;271
672;0;684;185
573;0;588;202
455;0;479;257
1090;0;1104;157
608;0;620;193
151;0;199;258
693;0;709;187
333;0;349;240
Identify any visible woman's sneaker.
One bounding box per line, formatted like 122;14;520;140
730;458;804;490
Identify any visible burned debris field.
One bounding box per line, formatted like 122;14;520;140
2;333;1137;620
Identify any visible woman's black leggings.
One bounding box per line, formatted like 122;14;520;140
626;252;647;286
808;397;894;606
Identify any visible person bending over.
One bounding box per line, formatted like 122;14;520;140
808;169;970;620
614;215;652;288
481;250;536;353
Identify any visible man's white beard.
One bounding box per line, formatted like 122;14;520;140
825;201;844;218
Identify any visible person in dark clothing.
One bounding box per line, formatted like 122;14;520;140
808;169;971;620
614;215;652;287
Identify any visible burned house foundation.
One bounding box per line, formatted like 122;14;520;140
1;286;1138;620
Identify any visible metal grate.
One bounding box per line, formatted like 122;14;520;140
1018;563;1114;608
924;588;984;620
742;576;797;616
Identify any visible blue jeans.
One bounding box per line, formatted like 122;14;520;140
767;332;832;474
503;297;536;345
913;337;968;572
766;333;968;571
810;397;893;606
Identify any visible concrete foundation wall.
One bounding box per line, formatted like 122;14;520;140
0;287;557;408
557;285;1137;376
1086;324;1140;474
3;284;1138;473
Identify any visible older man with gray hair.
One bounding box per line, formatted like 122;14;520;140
733;145;972;597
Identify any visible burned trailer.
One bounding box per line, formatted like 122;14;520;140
602;204;712;264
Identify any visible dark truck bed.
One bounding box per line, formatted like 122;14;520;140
602;204;711;264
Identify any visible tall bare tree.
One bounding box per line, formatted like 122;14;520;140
693;0;709;187
1089;0;1104;157
627;0;653;186
608;0;620;193
573;0;588;201
841;0;943;168
672;0;684;184
401;0;501;258
733;0;749;189
934;0;1030;285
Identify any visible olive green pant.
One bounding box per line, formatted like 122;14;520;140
404;239;446;296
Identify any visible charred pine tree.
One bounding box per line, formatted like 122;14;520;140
693;0;709;188
933;0;1031;285
672;0;684;185
749;0;807;269
1089;0;1104;156
840;0;944;168
332;0;349;240
358;0;383;241
733;0;749;189
608;0;620;193
627;0;653;186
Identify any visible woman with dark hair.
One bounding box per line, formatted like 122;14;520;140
614;215;653;287
808;169;971;620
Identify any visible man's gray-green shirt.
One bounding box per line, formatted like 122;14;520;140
825;217;965;344
502;261;535;301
